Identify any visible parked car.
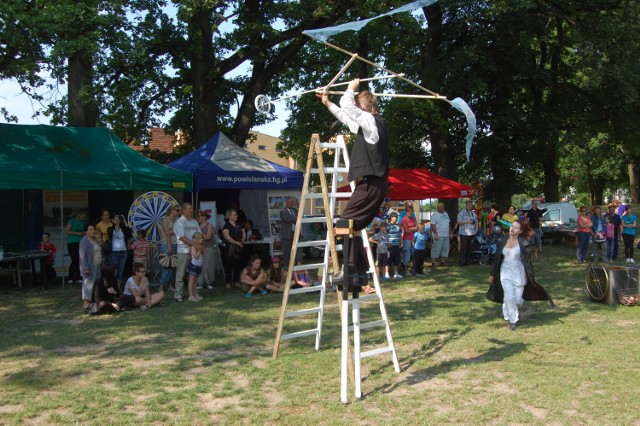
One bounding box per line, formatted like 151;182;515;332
520;202;577;229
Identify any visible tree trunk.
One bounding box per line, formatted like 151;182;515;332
629;162;639;204
67;51;98;127
541;158;561;202
188;8;218;148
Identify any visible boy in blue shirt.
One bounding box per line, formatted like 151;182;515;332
412;222;429;276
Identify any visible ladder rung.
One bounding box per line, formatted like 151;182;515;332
300;216;328;223
292;262;325;271
319;142;346;149
280;328;319;341
348;319;387;332
284;307;322;318
289;285;322;295
310;167;349;174
296;240;327;248
305;192;352;199
360;346;394;359
348;293;380;303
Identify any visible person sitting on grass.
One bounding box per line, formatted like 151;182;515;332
93;264;122;314
124;263;164;310
265;256;286;293
292;260;312;288
240;255;268;298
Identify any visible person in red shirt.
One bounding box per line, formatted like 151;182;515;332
38;232;58;282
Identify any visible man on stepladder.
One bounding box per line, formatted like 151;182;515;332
318;78;390;288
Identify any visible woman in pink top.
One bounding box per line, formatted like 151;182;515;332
400;205;418;275
604;215;615;263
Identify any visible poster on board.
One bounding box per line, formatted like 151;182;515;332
267;190;301;256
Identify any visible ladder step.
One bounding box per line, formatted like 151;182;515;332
296;240;327;248
284;307;322;318
349;294;379;303
310;167;349;174
289;285;322;295
300;216;328;223
360;346;394;359
348;319;387;332
305;192;352;199
292;262;325;271
319;142;346;149
280;328;319;341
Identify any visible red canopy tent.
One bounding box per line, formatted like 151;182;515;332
339;168;472;200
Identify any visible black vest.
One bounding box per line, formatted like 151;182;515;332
347;115;389;182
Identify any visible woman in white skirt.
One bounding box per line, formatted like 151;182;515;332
488;220;554;330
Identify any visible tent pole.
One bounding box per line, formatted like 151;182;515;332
60;190;65;289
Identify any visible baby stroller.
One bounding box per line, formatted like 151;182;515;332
471;228;500;265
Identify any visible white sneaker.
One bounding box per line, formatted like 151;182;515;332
631;258;636;263
393;273;403;279
627;258;631;263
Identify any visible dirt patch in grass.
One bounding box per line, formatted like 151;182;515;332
0;403;22;414
199;390;242;412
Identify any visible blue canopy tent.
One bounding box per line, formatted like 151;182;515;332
167;132;304;238
167;132;303;191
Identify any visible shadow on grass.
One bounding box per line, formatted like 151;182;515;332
375;337;528;396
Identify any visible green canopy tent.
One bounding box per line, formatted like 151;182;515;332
0;123;192;191
0;124;192;282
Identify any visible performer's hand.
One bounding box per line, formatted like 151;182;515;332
488;276;494;283
348;78;360;92
316;91;331;107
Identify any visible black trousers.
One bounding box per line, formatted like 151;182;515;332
340;176;389;273
67;242;81;281
340;176;389;231
459;235;474;266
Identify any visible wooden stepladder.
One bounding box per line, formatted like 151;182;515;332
273;133;400;402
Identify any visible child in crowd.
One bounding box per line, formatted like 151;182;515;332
292;260;311;288
605;215;615;263
93;229;102;244
241;254;268;297
369;222;390;280
266;256;286;292
188;232;204;302
38;232;58;282
129;229;150;269
124;263;164;310
412;222;429;276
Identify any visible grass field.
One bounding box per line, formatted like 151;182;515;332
1;244;640;425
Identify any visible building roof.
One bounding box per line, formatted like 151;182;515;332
129;128;183;153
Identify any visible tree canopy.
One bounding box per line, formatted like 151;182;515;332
1;0;639;205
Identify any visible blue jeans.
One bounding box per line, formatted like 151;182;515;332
109;250;128;283
577;232;590;261
532;228;542;248
606;238;615;260
159;243;177;285
402;240;413;266
612;235;619;260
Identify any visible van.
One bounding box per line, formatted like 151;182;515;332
518;201;578;231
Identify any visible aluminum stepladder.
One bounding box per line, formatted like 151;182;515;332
272;133;400;403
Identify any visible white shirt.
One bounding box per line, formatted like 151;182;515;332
457;209;478;236
327;89;379;144
431;211;451;237
174;215;199;254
